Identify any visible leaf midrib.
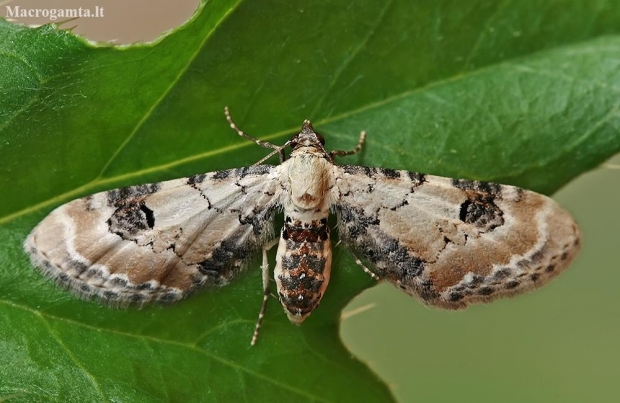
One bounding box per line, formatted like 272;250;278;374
95;0;243;180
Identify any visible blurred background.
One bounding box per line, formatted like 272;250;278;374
5;1;619;402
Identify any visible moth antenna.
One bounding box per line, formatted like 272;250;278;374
225;106;281;151
252;142;291;165
331;130;366;158
225;106;290;163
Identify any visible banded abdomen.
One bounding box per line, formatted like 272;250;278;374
274;215;332;324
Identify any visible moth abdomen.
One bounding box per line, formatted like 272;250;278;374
277;274;325;321
274;216;332;323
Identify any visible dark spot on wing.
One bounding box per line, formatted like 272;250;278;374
449;292;464;301
107;201;157;239
135;282;155;291
466;274;485;288
452;179;502;197
337;206;380;238
493;268;510;280
379;168;400;179
342;165;377;177
188;173;208;185
246;165;274;175
196;231;257;279
109;277;128;288
67;259;88;275
459;196;504;231
417;280;439;301
106;183;160;207
238;204;278;235
158;292;179;303
103;290;119;300
237;165;274;178
212;170;231;180
338;204;425;285
139;204;155;228
407;171;426;184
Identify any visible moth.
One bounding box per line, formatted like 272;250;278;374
25;108;581;344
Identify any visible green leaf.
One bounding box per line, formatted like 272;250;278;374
1;0;620;401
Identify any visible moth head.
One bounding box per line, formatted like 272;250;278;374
289;119;326;150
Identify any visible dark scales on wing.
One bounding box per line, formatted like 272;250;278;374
105;183;161;241
459;195;504;231
107;201;156;240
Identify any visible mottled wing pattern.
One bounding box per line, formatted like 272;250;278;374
334;165;581;309
25;165;282;305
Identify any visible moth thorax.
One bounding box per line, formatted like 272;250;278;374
288;155;330;210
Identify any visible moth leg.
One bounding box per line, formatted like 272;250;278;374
336;239;380;280
350;251;381;281
251;238;280;346
331;130;366;158
225;106;288;162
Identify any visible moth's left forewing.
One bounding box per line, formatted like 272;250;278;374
25;165;284;305
333;166;581;309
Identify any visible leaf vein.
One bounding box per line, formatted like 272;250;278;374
309;0;395;118
35;310;106;400
0;299;331;402
94;0;245;179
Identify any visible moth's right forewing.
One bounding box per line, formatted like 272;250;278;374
333;166;581;309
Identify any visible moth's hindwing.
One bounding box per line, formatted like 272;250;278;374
334;166;581;309
24;165;282;305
